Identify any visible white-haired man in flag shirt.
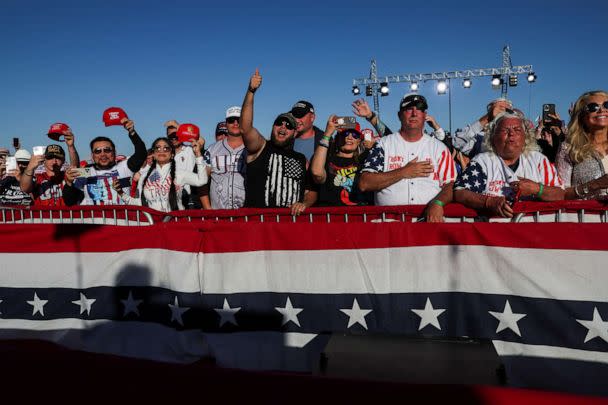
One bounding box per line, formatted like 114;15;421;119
454;111;565;218
359;94;456;222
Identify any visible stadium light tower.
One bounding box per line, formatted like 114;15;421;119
352;46;535;126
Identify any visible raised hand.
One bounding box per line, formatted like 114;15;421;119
121;118;135;133
64;129;75;147
351;99;373;119
249;68;262;92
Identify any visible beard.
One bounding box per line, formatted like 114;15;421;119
271;132;295;150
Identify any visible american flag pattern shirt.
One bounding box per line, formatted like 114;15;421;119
361;133;456;205
454;151;563;200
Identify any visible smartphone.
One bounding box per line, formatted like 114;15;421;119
336;116;357;129
12;138;20;149
6;157;17;172
542;104;556;123
74;167;92;177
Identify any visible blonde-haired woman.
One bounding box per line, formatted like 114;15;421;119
556;90;608;198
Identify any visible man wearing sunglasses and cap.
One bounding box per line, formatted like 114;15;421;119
240;69;317;214
359;93;456;222
291;100;325;163
62;118;146;205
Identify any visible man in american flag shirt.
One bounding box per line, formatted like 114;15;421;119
359;94;456;222
454;111;565;218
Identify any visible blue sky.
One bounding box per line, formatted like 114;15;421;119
1;0;606;157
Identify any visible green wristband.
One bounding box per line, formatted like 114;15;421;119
432;199;445;207
537;183;544;198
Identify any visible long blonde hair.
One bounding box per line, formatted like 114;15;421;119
567;90;608;164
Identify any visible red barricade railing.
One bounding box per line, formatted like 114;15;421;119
1;200;608;225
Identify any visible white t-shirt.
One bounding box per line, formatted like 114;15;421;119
121;157;208;212
361;133;456;205
73;160;134;205
454;151;563;200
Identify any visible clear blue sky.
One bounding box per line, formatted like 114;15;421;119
1;0;606;157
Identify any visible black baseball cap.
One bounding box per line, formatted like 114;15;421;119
290;100;315;118
399;94;428;112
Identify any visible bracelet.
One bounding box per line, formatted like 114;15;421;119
248;87;257;94
432;199;445;207
318;138;330;148
537;183;544;198
366;111;376;121
24;171;33;176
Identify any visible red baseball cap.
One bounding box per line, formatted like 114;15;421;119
102;107;128;127
47;122;70;141
176;123;200;143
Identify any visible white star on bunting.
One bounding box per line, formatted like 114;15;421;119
214;298;241;327
275;297;303;327
27;292;48;317
411;297;446;331
489;300;527;337
340;298;372;329
71;293;96;316
168;296;189;326
576;307;608;343
121;290;143;317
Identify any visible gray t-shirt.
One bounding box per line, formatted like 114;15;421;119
203;139;247;209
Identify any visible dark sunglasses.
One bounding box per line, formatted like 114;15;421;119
154;145;171;152
273;119;295;130
338;130;361;139
585;101;608;113
93;147;114;155
226;117;239;124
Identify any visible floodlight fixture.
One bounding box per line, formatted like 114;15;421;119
352;85;360;95
527;72;537;83
491;74;502;89
437;80;448;95
365;85;373;96
410;82;419;92
462;78;472;88
380;82;389;96
508;75;518;87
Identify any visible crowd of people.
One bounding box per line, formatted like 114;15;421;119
1;70;607;221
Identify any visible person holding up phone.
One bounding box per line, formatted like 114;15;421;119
0;149;33;206
310;115;372;206
555;90;608;198
62;117;146;206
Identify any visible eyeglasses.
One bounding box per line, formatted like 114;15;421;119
93;147;114;155
154;145;171;152
585;101;608;113
273;119;295;130
226;117;239;124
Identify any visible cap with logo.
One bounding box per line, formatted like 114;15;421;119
176;123;200;144
274;113;298;130
226;106;242;119
399;94;428;112
290;101;314;118
15;149;32;162
44;144;66;160
0;148;9;157
47;122;70;141
102;107;129;127
215;121;228;135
